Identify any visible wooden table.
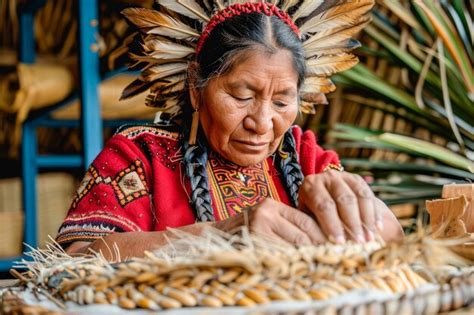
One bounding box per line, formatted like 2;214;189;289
0;279;18;288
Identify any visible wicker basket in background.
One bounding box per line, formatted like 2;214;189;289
0;211;23;258
0;173;76;257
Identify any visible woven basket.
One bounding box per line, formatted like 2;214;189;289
0;211;23;258
0;173;75;251
51;74;157;120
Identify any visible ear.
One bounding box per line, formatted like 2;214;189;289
188;61;201;111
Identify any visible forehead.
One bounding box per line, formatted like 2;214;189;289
220;48;298;87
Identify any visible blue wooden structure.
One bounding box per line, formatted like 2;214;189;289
0;0;148;271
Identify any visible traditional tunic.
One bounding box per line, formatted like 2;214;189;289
56;125;341;247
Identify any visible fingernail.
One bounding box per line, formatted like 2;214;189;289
335;235;346;244
376;220;384;231
356;234;365;243
366;230;375;241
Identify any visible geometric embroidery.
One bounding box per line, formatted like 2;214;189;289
207;154;280;220
111;160;148;206
71;160;148;209
71;165;101;209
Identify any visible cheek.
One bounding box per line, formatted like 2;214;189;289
275;105;298;136
200;97;245;142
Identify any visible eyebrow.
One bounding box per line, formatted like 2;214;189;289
227;81;297;97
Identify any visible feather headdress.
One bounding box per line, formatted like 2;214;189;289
121;0;374;120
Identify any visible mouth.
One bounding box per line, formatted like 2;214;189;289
234;140;269;147
233;140;270;152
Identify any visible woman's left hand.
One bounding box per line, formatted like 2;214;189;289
298;170;403;243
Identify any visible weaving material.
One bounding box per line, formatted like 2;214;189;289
7;227;474;314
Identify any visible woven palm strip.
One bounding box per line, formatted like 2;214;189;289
10;228;473;313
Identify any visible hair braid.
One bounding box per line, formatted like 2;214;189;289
182;134;214;222
276;129;304;207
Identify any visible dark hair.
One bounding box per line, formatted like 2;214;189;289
183;13;305;221
197;12;306;88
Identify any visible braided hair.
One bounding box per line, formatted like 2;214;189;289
182;130;214;221
182;12;306;221
275;129;304;207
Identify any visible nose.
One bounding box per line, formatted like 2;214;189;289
242;100;273;135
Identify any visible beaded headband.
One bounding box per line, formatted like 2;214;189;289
196;2;300;55
121;0;374;120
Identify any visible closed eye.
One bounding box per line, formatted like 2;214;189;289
232;95;252;102
274;101;288;108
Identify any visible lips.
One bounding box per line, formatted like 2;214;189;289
234;140;269;147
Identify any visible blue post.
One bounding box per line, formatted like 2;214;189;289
19;11;35;63
22;122;38;249
78;0;103;169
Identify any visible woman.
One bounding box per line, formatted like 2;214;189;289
57;1;402;259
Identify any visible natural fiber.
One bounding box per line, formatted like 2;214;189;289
10;227;474;312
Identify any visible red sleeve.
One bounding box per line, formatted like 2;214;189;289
291;125;342;176
56;134;154;248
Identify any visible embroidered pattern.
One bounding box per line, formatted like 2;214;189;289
71;160;148;209
56;210;142;246
118;125;178;141
207;154;280;220
71;165;106;209
111;160;148;206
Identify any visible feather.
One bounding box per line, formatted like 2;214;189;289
202;0;213;11
281;0;299;12
306;53;358;76
303;18;370;50
301;77;336;94
150;75;186;94
292;0;324;21
305;38;361;58
157;0;210;22
299;101;317;114
299;0;374;35
141;63;188;82
128;53;163;67
144;39;195;59
146;95;180;109
120;78;153;100
122;8;199;39
300;92;328;104
214;0;225;10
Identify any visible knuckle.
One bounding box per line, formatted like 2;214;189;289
336;193;357;204
315;199;337;213
294;233;309;246
357;187;374;199
298;217;314;232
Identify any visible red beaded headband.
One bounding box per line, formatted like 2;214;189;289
196;2;300;56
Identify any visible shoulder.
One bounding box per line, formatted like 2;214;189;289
116;124;180;142
113;124;183;170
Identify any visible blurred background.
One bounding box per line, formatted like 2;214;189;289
0;0;472;273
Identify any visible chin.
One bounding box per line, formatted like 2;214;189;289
227;153;268;167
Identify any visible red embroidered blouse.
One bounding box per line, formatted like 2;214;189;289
56;125;341;247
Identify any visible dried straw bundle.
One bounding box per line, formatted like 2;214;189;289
11;228;474;313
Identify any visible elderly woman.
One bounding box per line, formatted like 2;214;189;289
57;0;402;259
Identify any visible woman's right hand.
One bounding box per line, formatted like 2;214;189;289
214;198;326;245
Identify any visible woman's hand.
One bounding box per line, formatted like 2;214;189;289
214;198;326;245
299;170;403;243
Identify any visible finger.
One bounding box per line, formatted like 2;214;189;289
327;177;365;243
345;174;376;241
270;214;312;246
300;182;346;244
278;205;326;244
374;198;404;242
